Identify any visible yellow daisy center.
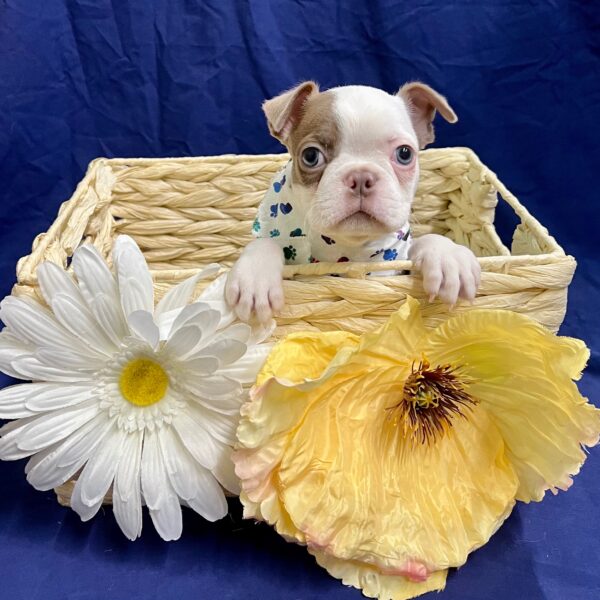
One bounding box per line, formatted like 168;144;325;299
119;358;169;407
388;357;477;445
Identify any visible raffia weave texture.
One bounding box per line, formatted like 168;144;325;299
14;147;574;341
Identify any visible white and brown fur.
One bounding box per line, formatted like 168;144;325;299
226;81;481;322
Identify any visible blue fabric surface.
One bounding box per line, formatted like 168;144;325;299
1;1;599;599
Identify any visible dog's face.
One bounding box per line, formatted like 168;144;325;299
263;82;457;244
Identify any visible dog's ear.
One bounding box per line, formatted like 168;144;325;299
262;81;319;144
398;82;457;149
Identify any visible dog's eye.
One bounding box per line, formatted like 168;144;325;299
395;145;413;165
301;147;324;168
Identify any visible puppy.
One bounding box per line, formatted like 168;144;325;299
226;81;480;322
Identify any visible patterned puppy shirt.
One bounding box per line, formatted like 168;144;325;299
252;161;412;269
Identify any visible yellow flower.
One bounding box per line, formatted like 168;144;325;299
233;298;600;600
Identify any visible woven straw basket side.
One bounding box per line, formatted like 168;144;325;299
14;147;575;340
10;147;575;507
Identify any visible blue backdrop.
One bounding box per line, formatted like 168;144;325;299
0;1;599;599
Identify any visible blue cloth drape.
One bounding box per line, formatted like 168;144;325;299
0;1;598;598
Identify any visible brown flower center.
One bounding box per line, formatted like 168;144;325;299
387;357;477;445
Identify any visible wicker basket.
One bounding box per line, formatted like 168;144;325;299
11;147;575;505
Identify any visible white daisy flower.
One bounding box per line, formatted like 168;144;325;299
0;235;273;541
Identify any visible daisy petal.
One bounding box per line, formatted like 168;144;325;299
113;431;143;541
25;383;96;412
11;356;93;382
119;278;154;321
219;345;272;384
140;429;167;510
70;477;104;522
55;416;114;470
171;410;224;470
213;450;241;495
0;417;38;459
113;236;154;317
149;492;183;542
26;415;114;491
24;440;63;476
156;303;207;340
189;390;242;415
127;310;160;349
212;323;252;345
188;403;238;446
158;426;197;500
196;274;236;329
141;429;182;541
77;426;126;506
184;468;229;522
37;261;84;306
0;336;32;379
158;426;228;522
14;401;99;454
0;382;94;418
172;305;220;339
89;293;130;347
0;296;86;354
0;357;24;380
35;347;105;371
155;264;220;317
180;356;220;377
72;244;117;303
72;244;128;345
164;325;202;360
0;383;39;418
197;272;227;303
191;339;247;366
51;293;116;356
187;374;243;398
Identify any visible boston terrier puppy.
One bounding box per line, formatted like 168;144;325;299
226;81;480;322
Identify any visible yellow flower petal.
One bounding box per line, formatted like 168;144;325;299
274;365;518;573
235;330;359;542
346;296;428;370
422;309;600;501
311;550;448;600
236;298;600;600
256;331;359;386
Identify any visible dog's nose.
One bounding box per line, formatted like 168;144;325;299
344;169;378;196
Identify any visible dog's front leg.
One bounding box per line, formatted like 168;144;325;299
409;234;481;305
225;238;285;323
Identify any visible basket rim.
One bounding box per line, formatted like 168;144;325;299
14;146;572;287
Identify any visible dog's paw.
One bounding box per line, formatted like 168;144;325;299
225;270;284;323
409;234;481;306
225;239;285;323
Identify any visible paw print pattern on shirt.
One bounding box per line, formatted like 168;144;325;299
283;245;297;261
